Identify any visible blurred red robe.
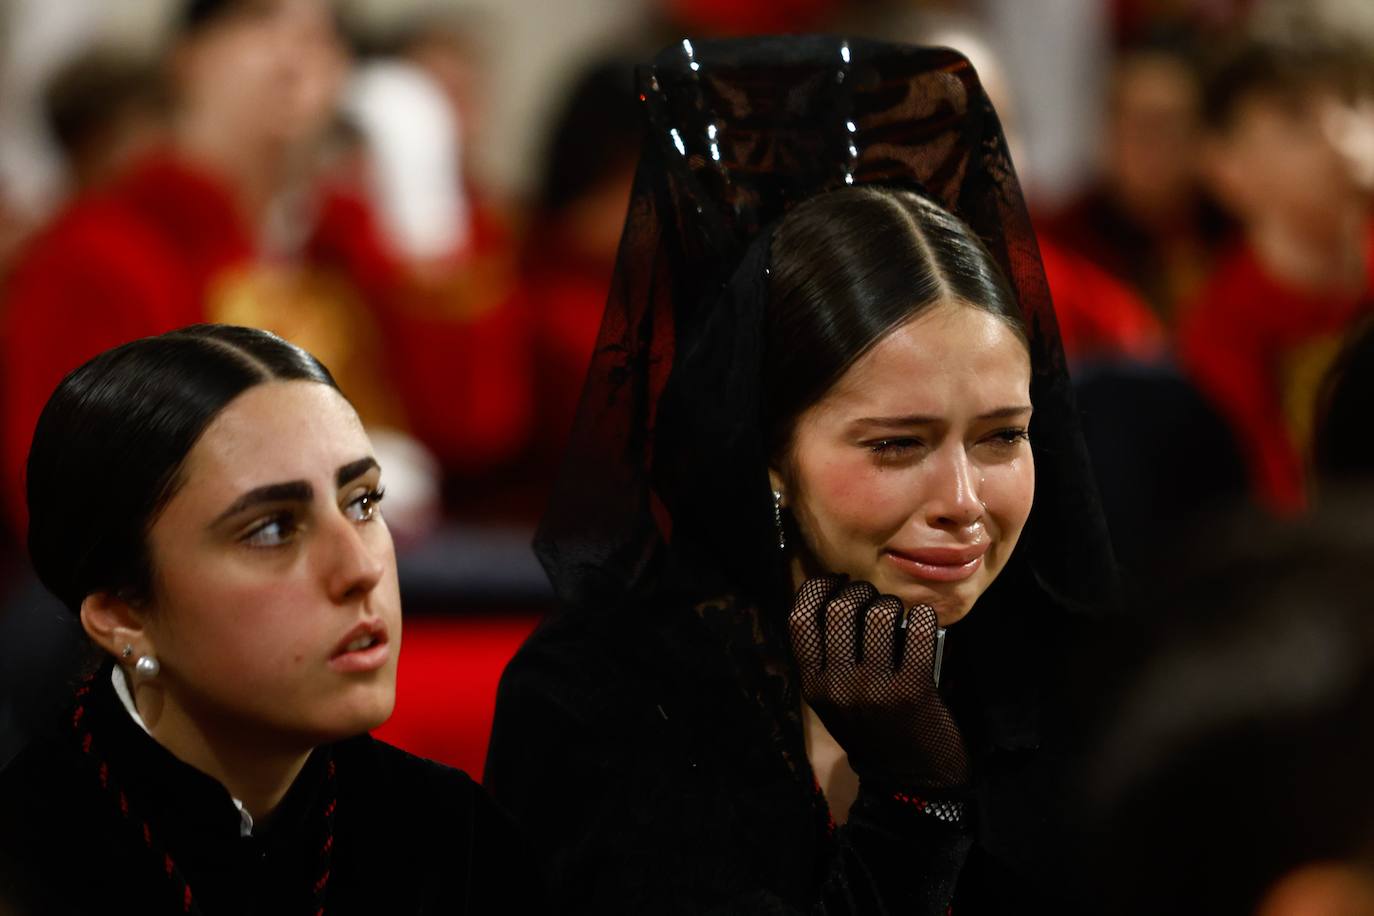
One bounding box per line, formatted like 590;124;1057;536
1;150;532;532
1177;231;1374;513
1038;237;1165;367
1;153;250;530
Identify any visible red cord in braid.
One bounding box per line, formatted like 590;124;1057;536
70;673;340;915
311;758;338;916
71;674;199;915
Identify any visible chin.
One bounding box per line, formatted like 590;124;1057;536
932;603;974;628
324;686;396;739
883;578;981;629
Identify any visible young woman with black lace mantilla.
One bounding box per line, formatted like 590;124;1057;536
484;37;1119;915
0;325;540;915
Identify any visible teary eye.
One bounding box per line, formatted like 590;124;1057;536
868;438;925;464
870;437;921;454
985;427;1030;446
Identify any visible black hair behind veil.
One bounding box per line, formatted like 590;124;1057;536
536;35;1118;630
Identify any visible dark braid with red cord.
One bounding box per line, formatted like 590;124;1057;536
70;671;338;914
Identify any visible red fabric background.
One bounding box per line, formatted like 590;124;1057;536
372;614;539;781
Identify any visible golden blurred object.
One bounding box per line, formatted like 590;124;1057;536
206;264;408;430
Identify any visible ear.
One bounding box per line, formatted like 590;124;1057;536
767;466;787;504
1254;863;1374;916
80;591;152;663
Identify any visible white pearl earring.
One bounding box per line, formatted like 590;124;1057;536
134;655;160;678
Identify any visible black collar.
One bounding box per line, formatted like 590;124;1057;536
77;662;333;861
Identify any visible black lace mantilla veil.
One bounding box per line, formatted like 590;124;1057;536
525;35;1119;902
536;34;1118;627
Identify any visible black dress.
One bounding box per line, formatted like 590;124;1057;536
0;663;542;915
487;561;1098;915
487;582;978;915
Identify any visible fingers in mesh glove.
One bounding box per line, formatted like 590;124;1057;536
789;577;969;788
790;574;846;670
822;581;874;676
895;602;945;685
789;577;926;674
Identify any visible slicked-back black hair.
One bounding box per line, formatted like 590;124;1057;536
763;185;1028;459
26;324;340;613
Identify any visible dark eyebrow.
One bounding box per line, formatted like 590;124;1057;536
337;456;379;488
210;458;378;527
851;406;1034;429
212;481;313;525
977;405;1033;421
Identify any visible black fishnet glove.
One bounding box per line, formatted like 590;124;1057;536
789;576;970;790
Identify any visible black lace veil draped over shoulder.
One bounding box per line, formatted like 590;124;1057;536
534;35;1118;629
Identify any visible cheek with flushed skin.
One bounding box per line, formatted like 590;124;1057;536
788;438;916;585
804;459;904;546
982;460;1034;518
974;456;1035;566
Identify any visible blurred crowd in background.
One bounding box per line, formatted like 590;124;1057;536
0;0;1372;572
3;0;1374;908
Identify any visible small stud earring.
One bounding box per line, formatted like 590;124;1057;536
134;655;160;678
772;489;786;551
121;644;133;659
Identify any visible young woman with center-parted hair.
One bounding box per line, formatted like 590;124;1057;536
484;37;1119;916
0;324;541;915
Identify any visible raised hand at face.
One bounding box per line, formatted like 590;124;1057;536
789;575;969;790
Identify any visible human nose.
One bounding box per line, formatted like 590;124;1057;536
320;513;386;605
924;444;984;531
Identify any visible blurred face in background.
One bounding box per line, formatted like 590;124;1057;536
1108;53;1204;225
173;0;347;151
1206;85;1374;240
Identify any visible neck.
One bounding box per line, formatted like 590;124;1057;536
1249;211;1368;297
130;675;312;824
